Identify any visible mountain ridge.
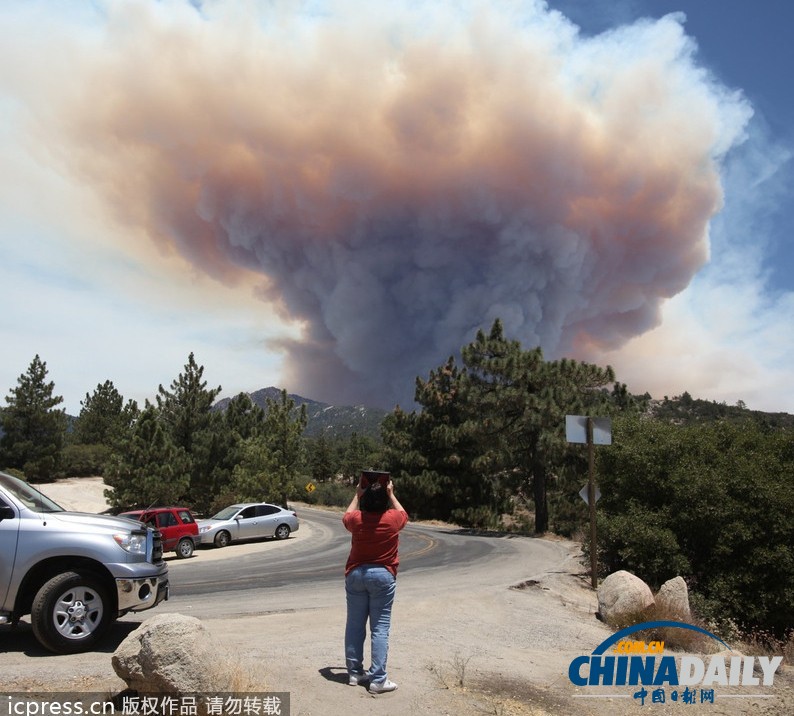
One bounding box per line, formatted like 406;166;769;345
211;386;794;440
213;386;388;439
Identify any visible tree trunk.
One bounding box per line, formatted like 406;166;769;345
532;462;548;534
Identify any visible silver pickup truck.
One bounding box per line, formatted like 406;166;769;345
0;471;169;653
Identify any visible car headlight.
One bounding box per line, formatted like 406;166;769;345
113;532;147;555
199;525;210;533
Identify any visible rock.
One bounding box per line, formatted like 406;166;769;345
655;576;691;619
112;613;237;694
597;570;655;626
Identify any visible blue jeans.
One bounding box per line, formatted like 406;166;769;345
345;565;396;684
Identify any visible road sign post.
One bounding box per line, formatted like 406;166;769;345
566;415;611;590
587;417;598;590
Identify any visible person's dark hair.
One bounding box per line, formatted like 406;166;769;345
360;484;389;512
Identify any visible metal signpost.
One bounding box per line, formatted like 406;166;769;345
566;415;612;589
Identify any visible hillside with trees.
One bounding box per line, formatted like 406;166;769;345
214;387;386;439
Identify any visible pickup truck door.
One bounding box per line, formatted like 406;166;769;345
0;495;20;608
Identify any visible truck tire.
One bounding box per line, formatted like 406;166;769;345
31;571;113;654
176;537;194;559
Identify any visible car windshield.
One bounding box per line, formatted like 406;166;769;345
211;505;241;520
0;472;65;513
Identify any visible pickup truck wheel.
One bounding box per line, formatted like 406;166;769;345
31;571;112;654
176;537;195;559
274;524;291;540
214;530;231;548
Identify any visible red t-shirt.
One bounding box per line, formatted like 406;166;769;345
343;508;409;577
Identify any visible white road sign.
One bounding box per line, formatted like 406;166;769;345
579;484;602;506
565;415;612;445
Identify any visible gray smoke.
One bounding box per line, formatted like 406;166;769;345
17;1;751;407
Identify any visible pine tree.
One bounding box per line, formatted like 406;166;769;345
461;320;615;533
338;432;381;482
156;352;222;453
189;393;268;513
262;389;307;507
224;392;266;442
228;437;278;503
104;405;191;509
308;433;336;483
382;320;617;531
155;353;223;510
0;355;67;480
381;357;495;524
73;380;139;447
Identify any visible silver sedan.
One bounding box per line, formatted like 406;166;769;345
197;503;299;548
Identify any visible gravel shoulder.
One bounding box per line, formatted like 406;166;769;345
3;478;790;716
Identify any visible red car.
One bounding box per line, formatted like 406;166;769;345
119;507;199;559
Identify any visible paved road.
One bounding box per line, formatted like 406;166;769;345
0;505;609;716
0;505;570;676
159;506;510;617
173;507;494;592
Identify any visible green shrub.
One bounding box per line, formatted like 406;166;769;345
60;443;111;477
597;416;794;637
596;507;691;588
299;479;351;508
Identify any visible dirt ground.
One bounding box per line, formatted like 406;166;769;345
3;478;791;716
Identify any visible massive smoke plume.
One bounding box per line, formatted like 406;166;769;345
13;0;751;407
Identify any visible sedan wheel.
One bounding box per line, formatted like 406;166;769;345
274;524;291;540
214;530;231;548
176;537;195;559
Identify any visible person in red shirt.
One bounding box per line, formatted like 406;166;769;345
343;471;408;694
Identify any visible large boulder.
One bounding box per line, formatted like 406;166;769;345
655;576;691;619
597;570;655;626
112;613;237;694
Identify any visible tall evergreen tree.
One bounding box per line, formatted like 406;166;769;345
156;353;223;510
156;352;222;453
461;320;615;533
338;432;382;482
104;405;191;509
382;320;617;531
189;393;268;513
381;357;493;524
228;437;278;504
263;389;308;506
0;355;67;480
73;380;139;447
308;433;336;483
223;392;267;442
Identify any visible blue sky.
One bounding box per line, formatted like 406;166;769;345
1;0;792;415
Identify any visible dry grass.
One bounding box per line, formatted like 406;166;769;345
605;601;794;667
736;629;794;666
425;653;563;716
227;657;269;692
425;650;474;689
605;602;722;654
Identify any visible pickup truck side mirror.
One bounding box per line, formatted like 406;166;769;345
0;505;16;521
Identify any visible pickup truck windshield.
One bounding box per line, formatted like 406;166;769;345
0;472;65;513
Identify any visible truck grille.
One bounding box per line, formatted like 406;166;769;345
152;529;164;563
